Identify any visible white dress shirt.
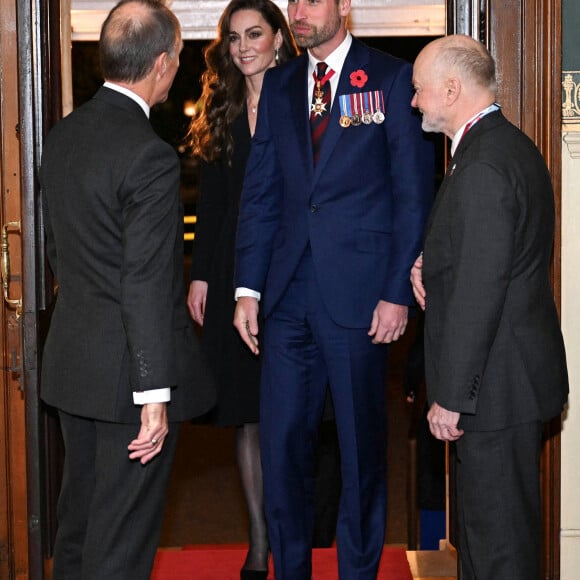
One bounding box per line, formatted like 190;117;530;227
307;32;353;112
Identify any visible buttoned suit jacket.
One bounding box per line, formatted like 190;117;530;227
235;38;434;325
422;110;568;431
40;86;215;424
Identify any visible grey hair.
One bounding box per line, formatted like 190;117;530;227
437;35;498;95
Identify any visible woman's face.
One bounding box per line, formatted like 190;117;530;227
228;9;282;78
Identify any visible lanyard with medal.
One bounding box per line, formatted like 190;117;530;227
310;67;335;117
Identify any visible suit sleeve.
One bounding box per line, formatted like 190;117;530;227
426;161;517;413
382;62;434;305
234;74;283;292
119;140;181;391
190;159;228;282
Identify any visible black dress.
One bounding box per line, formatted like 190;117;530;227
190;109;261;426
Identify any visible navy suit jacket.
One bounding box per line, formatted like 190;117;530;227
235;38;434;328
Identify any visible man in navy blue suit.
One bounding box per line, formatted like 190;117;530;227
233;0;433;577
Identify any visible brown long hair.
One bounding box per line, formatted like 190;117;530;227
187;0;297;163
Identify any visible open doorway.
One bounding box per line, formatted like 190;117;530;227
68;33;445;548
0;0;564;578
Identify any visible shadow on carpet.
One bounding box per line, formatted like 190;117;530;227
151;544;413;579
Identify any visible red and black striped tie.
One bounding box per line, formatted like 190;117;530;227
310;62;333;164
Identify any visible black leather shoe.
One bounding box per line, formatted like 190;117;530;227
240;570;268;580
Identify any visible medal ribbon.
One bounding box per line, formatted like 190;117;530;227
310;62;335;163
313;66;335;91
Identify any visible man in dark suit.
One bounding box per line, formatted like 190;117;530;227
40;2;215;578
232;0;433;576
410;35;568;579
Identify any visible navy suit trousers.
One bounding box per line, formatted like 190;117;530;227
260;249;388;579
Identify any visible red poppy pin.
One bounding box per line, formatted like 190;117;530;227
350;69;368;88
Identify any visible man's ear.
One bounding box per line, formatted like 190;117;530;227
339;0;351;18
155;52;168;78
445;77;460;104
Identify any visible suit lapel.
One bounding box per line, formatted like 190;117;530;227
425;111;507;239
451;109;504;162
286;56;315;179
314;40;370;180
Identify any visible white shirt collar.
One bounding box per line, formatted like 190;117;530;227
103;81;150;118
451;103;500;156
307;33;352;111
308;32;352;79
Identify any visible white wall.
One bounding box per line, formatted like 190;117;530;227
70;0;445;40
561;132;580;579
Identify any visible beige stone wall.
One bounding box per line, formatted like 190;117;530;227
561;135;580;579
561;0;580;574
69;0;445;40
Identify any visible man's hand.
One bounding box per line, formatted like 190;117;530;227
368;300;408;344
410;253;426;310
128;402;169;464
187;280;208;326
427;402;464;441
233;296;260;355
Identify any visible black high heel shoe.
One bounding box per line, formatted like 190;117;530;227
240;569;268;580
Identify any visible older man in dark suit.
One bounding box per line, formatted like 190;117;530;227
411;35;568;580
40;2;215;578
232;0;434;577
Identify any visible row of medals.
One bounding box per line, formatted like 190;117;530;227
312;83;386;127
340;108;385;128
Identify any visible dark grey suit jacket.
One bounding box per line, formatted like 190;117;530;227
40;86;215;424
423;110;568;431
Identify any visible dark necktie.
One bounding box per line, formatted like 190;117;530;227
310;62;334;164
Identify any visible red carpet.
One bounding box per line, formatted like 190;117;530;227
151;544;413;579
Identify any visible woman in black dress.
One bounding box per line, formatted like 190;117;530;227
187;2;297;577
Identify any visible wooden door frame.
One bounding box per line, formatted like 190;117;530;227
449;1;563;577
18;0;46;576
0;0;60;578
0;0;32;577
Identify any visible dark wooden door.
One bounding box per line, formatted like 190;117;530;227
0;0;36;577
0;0;62;578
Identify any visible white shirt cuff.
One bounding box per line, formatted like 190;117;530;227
132;387;171;405
235;287;261;301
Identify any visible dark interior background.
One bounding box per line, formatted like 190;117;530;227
70;37;445;548
72;37;444;255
